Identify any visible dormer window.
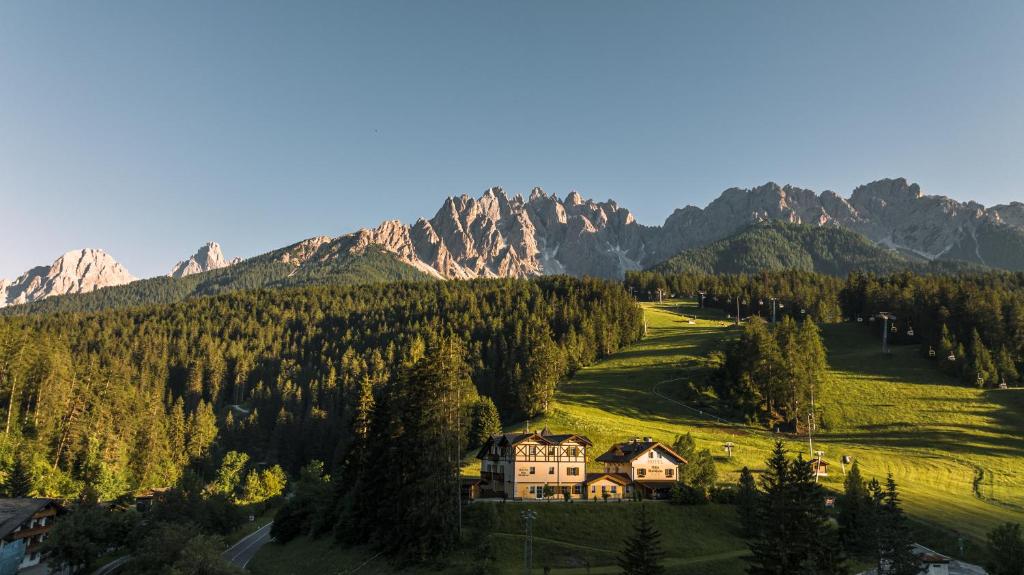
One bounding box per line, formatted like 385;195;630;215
649;452;654;459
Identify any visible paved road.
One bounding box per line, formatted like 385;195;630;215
222;522;274;569
93;555;131;575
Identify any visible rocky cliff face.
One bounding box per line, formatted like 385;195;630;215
275;187;653;280
315;178;1024;278
168;242;239;278
0;249;136;307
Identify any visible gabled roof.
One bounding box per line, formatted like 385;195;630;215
0;498;57;539
585;472;631;486
595;440;687;465
474;430;593;459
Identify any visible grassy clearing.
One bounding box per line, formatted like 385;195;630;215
254;299;1023;572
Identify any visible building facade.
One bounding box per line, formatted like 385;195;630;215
476;428;592;499
476;431;688;500
0;498;62;573
595;437;688;498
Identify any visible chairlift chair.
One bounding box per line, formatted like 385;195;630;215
891;325;898;333
907;328;915;337
948;353;957;361
857;316;864;323
928;347;936;357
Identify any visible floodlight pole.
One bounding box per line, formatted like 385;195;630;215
522;509;537;575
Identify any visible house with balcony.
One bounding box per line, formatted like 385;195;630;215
476;427;592;499
595;437;688;499
0;498;63;573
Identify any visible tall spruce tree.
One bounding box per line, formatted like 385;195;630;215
4;455;33;497
747;441;846;575
617;504;666;575
875;474;921;575
838;462;873;553
736;467;759;538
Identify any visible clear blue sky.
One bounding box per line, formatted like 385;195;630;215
2;1;1022;279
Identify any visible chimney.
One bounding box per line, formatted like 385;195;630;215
631;437;639;443
643;437;653;443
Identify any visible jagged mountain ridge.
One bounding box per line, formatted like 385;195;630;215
308;178;1024;279
168;242;240;278
0;249;136;308
5;177;1024;311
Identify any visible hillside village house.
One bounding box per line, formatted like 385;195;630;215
0;498;62;573
476;430;687;500
476;428;592;499
595;438;688;499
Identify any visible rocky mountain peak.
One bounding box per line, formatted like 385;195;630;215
1;248;135;308
168;241;238;278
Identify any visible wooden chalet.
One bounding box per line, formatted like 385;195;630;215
476;427;592;500
0;498;63;572
595;437;688;499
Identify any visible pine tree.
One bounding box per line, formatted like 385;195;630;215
875;474;921;575
986;522;1024;575
4;455;33;497
736;467;759;538
617;504;666;575
838;462;873;553
996;346;1020;384
747;441;846;575
967;329;998;387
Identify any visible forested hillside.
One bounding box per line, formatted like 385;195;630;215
0;277;642;500
649;222;981;276
1;246;428;316
626;270;1024;387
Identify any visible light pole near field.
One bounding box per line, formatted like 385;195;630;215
876;312;897;354
521;509;537;575
769;297;783;324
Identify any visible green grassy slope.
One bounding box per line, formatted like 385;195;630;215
522;301;1024;561
253;299;1023;573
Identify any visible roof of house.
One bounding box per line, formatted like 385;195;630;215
475;429;593;459
585;472;631;486
0;498;56;539
595;440;688;465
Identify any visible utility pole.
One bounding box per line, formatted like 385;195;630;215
736;297;742;326
521;509;537;575
770;297;779;324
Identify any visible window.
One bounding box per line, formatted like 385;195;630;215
570;447;579;457
572;485;582;494
611;486;617;493
591;485;596;493
637;468;647;478
666;469;674;478
529;486;536;494
548;447;556;456
567;467;580;476
601;485;607;493
529;466;536;475
549;467;555;475
649;452;654;459
530;446;537;456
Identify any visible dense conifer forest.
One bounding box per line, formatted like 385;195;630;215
0;277;642;500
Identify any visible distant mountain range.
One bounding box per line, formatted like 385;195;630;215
651;221;984;276
4;177;1024;310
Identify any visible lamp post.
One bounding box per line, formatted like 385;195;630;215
876;312;897;354
521;509;537;575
